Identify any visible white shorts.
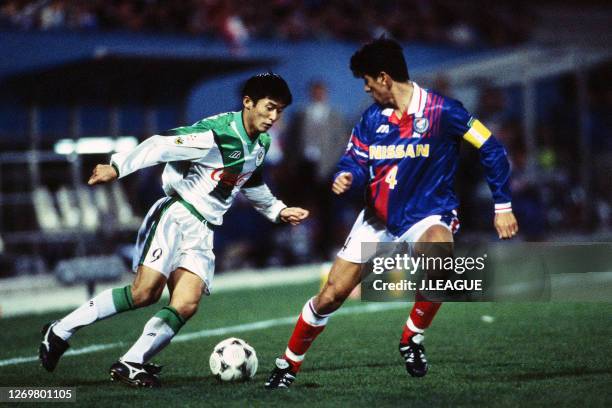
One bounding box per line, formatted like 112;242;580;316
337;210;460;264
133;196;215;290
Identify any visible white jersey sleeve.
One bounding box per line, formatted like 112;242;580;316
110;132;214;178
241;184;287;223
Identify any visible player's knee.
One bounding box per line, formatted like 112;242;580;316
419;225;452;243
131;286;163;307
171;301;198;320
317;285;349;314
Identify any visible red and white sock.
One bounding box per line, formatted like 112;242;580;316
400;300;442;344
283;297;331;372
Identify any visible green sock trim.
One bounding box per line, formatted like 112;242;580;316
155;306;186;333
112;285;135;312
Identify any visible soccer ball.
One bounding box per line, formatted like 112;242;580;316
209;337;258;381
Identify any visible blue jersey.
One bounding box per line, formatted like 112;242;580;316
336;83;512;237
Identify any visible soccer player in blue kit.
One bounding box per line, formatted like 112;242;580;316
265;38;519;388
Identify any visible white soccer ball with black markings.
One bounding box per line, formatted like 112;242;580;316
209;337;258;381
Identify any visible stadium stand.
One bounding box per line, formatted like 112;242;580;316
0;1;610;279
1;0;532;46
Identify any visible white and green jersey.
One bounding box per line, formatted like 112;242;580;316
110;111;287;226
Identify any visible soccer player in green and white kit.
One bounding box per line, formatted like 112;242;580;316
39;73;309;388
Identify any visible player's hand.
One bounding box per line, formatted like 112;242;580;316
494;211;518;239
280;207;309;225
88;164;118;185
332;172;353;195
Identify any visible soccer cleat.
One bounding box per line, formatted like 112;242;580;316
39;321;70;372
399;334;428;377
264;358;297;389
109;360;162;388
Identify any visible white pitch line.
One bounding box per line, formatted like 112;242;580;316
0;302;408;368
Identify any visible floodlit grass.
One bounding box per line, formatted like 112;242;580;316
0;281;610;407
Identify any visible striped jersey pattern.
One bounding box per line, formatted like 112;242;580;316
336;82;512;236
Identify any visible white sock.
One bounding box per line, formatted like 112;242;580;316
53;288;117;341
302;297;332;326
121;317;175;364
121;306;185;364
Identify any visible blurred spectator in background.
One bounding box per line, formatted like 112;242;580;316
453;83;547;238
287;80;348;259
0;0;532;48
432;75;452;98
205;0;249;54
290;81;347;192
39;0;65;30
2;1;608;277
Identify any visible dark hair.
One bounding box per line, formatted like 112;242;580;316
242;72;292;106
350;37;409;82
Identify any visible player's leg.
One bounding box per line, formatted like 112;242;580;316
39;265;166;372
398;218;455;377
111;268;205;389
120;268;203;364
53;265;166;340
111;200;214;388
266;210;388;389
289;257;361;365
40;197;177;373
265;257;361;389
401;225;450;341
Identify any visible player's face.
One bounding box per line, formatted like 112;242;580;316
362;74;393;106
243;96;285;135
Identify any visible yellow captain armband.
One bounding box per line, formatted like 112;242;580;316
462;118;492;149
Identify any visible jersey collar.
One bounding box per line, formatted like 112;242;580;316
406;82;425;115
234;110;266;153
234;111;255;145
388;81;426;124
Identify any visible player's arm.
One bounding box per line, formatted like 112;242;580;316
332;117;370;195
241;168;309;225
476;134;518;239
88;128;214;185
445;100;518;239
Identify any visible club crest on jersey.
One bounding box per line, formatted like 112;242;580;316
413;117;429;134
255;148;265;166
174;136;184;145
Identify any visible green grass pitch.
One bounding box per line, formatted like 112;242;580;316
0;281;611;407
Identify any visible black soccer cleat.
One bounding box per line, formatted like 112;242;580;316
39;321;70;372
399;335;428;378
109;360;162;388
264;358;297;389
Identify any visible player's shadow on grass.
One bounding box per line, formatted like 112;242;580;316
58;378;116;387
167;375;263;386
301;360;397;373
122;359;430;389
163;362;399;389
